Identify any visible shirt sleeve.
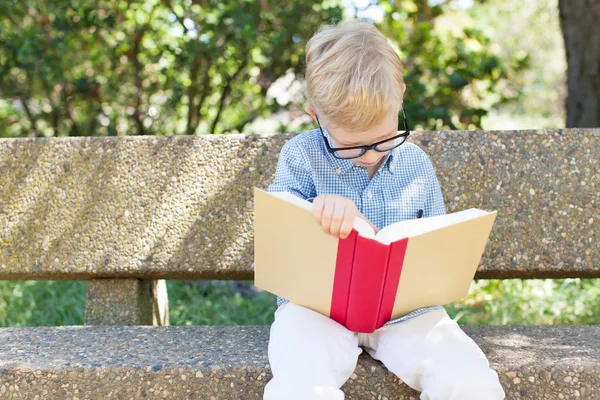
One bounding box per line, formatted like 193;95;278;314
267;140;316;201
423;162;446;217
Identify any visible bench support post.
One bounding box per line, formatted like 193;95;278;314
85;279;169;326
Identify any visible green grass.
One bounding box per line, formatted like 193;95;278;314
445;279;600;325
1;279;598;327
0;280;87;327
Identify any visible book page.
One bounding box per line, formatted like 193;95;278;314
351;216;376;239
375;208;492;245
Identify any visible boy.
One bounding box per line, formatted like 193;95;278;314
263;20;505;400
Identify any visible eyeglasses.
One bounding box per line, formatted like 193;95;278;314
316;109;411;160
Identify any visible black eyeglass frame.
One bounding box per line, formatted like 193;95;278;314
316;109;411;160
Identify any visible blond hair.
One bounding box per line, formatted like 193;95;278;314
305;20;404;132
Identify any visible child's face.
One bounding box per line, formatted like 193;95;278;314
324;113;399;168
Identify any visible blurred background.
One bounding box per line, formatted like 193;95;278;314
1;0;598;327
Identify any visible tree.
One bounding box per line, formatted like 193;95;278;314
0;0;343;137
0;0;526;137
377;0;528;130
460;0;566;129
558;0;600;128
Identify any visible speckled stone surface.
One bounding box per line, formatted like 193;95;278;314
85;278;169;326
0;130;598;280
0;325;598;399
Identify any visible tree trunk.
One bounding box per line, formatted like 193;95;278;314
558;0;600;127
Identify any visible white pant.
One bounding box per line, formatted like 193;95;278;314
264;302;505;400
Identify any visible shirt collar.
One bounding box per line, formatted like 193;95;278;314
321;128;400;176
385;150;398;174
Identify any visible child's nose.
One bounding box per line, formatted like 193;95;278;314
361;150;382;164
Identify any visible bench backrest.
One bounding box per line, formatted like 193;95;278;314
1;129;598;281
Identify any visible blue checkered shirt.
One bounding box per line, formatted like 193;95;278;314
266;127;446;327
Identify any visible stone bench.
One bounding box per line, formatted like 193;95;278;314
0;129;598;398
1;325;598;399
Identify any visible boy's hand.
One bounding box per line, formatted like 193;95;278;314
312;194;378;239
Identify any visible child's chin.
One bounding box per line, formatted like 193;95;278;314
357;160;380;167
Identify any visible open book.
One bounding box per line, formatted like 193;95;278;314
253;188;497;333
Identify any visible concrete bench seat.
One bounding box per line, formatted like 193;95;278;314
1;325;599;399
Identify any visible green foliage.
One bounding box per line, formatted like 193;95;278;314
463;0;566;129
0;0;342;137
446;279;600;325
377;0;529;130
0;280;86;327
1;279;599;327
167;281;276;325
0;0;527;137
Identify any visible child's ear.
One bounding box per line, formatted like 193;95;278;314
304;107;318;123
402;83;407;94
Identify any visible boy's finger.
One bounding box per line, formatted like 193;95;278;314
339;214;355;239
329;200;346;238
321;197;335;234
312;196;325;223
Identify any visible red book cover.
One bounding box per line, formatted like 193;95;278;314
329;230;358;326
344;235;390;332
330;233;409;333
377;238;409;328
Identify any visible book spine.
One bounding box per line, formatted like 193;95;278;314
376;237;409;328
344;237;391;333
329;230;358;326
